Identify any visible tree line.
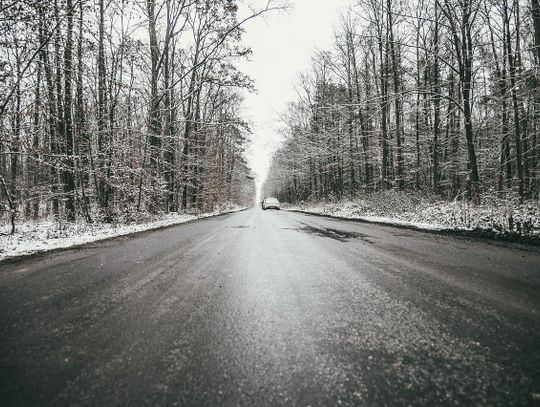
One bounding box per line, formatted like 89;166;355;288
0;0;279;231
264;0;540;206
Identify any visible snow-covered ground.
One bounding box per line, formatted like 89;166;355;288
285;191;540;240
0;206;246;262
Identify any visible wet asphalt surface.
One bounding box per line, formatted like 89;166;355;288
1;208;539;406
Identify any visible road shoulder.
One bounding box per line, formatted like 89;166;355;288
0;207;248;265
285;208;540;248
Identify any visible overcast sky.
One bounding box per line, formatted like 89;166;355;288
238;0;353;195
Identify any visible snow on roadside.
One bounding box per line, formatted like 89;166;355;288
0;206;245;262
285;192;540;239
287;205;455;231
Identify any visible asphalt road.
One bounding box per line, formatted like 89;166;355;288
1;208;539;406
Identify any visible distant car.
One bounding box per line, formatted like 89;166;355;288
262;197;280;210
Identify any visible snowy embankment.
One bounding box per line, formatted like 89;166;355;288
0;205;246;262
285;191;540;242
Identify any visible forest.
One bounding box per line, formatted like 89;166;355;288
264;0;540;213
0;0;278;233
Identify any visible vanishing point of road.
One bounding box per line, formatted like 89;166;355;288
1;208;539;406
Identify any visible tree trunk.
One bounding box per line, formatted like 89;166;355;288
97;0;110;217
63;0;76;221
387;0;403;189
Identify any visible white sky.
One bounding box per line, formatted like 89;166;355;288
237;0;353;195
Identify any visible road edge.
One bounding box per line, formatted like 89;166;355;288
0;207;250;265
285;209;540;247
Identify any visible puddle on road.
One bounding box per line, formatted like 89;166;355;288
281;224;376;243
226;225;251;229
300;225;365;242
